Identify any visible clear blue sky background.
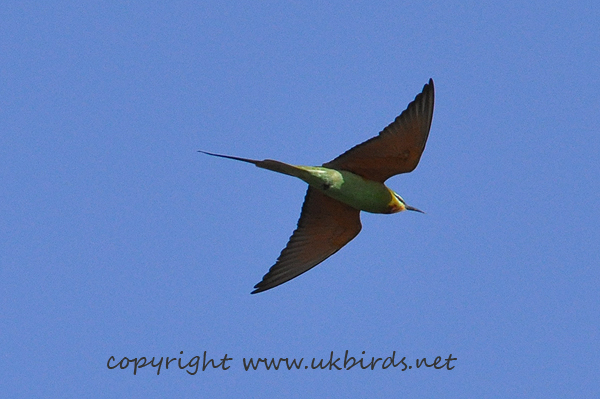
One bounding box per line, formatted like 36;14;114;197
1;1;598;397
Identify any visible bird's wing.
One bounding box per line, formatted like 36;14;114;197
252;187;362;294
323;79;435;183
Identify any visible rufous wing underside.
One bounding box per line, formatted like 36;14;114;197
323;79;435;183
252;187;362;294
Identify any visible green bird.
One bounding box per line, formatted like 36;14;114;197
201;79;434;294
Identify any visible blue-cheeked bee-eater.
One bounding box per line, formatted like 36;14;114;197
201;79;434;294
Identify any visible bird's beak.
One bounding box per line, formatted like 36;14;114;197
405;205;424;214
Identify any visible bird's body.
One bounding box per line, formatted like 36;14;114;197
289;166;403;214
201;79;435;293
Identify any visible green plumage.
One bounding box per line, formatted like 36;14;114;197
295;166;395;214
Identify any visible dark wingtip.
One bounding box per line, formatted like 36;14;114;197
424;78;434;98
251;284;268;295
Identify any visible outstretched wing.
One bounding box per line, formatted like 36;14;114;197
252;187;362;294
323;79;435;183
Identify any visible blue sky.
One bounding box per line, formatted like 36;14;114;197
1;0;598;397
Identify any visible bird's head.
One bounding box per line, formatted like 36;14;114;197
388;191;424;214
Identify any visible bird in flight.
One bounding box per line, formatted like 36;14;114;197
201;79;434;294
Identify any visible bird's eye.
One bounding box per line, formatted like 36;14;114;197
394;193;405;205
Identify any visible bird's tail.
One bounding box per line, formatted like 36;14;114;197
199;150;311;180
